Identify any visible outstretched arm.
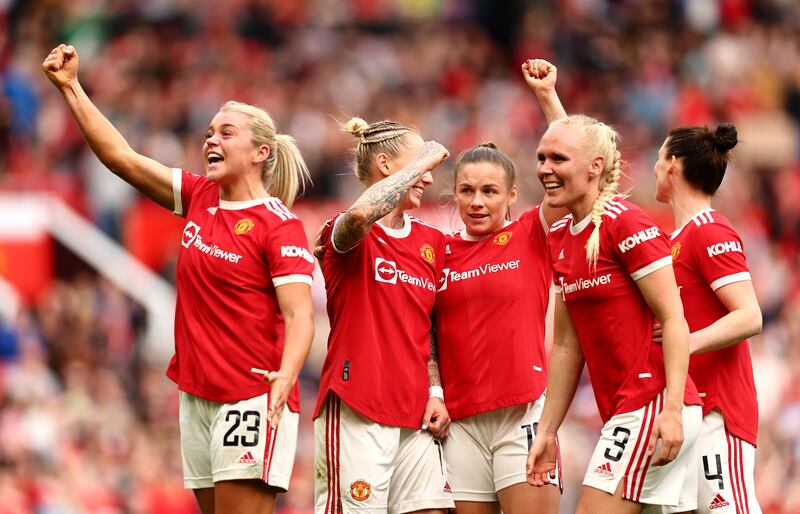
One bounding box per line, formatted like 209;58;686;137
523;58;570;226
522;59;568;124
332;141;449;252
42;44;174;210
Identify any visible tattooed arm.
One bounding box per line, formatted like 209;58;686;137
422;325;450;438
427;328;442;387
333;140;449;252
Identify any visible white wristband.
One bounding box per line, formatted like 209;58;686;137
429;385;444;400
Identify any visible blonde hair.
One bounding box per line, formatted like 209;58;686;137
552;114;622;268
220;101;311;207
341;117;416;185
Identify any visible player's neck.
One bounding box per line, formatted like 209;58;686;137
218;176;269;202
378;209;406;230
671;190;712;230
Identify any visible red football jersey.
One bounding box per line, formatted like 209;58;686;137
549;198;701;424
167;169;314;410
314;213;446;428
670;209;758;445
434;206;551;420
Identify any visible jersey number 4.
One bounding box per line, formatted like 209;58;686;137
223;410;260;447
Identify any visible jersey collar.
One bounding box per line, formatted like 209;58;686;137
570;213;593;235
671;207;715;239
219;197;271;210
376;213;412;238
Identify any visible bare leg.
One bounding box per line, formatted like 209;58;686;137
213;479;279;514
497;482;560;514
193;488;215;514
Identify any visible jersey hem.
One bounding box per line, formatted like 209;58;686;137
170;380;301;413
312;386;423;428
447;389;544;421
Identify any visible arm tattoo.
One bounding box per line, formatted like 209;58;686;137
428;328;442;387
333;145;440;252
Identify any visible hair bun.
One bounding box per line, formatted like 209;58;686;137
478;141;498;150
343;117;370;138
714;123;738;153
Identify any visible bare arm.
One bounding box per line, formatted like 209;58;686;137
522;59;569;227
421;325;450;438
266;282;315;427
636;265;689;463
522;59;568;124
427;327;441;387
526;295;584;486
690;280;762;354
536;296;585;435
333;141;448;252
42;44;174;210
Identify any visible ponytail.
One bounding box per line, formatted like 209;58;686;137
269;133;311;207
220;101;311;208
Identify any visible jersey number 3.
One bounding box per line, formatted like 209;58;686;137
604;427;631;462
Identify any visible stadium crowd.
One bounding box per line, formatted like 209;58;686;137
1;0;799;512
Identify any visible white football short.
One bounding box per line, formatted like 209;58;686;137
443;393;562;501
179;391;298;490
669;410;761;514
583;390;702;508
314;394;455;514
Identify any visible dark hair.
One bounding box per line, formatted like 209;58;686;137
453;142;517;220
664;123;739;195
453;142;517;188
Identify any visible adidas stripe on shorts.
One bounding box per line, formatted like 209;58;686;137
314;394;454;514
179;391;298;490
442;392;562;501
583;390;702;507
680;410;761;514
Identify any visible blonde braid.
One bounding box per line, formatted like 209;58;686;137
586;144;622;268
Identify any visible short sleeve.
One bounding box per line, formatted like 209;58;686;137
172;168;206;217
265;218;315;287
518;205;550;240
607;209;672;281
691;222;751;290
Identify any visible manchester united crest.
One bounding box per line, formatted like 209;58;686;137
671;242;681;261
420;243;435;264
493;231;513;245
350;480;371;501
234;218;255;235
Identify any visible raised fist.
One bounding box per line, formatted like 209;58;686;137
522;58;557;92
42;44;79;89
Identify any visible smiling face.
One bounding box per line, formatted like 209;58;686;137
203;110;266;186
455;161;517;237
536;123;603;218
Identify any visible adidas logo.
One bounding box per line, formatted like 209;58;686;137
709;493;729;509
207;206;218;215
593;462;613;478
558;249;565;260
443;481;452;494
237;451;257;465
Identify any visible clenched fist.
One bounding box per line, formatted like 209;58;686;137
42;44;79;89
